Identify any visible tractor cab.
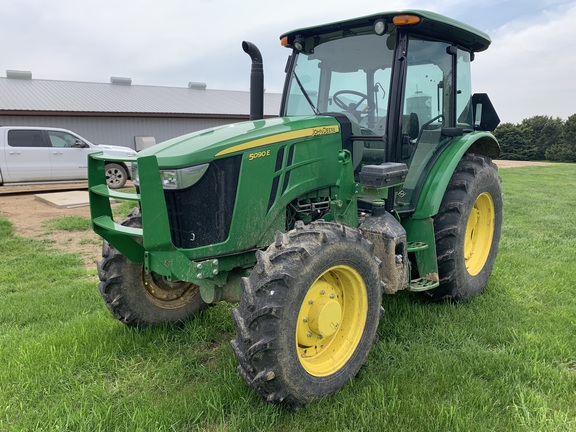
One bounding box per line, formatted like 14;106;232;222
280;10;499;212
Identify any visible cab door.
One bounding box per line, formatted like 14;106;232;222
3;129;52;181
394;36;468;212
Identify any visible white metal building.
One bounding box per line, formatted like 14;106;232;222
0;70;282;150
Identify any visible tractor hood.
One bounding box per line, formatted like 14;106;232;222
137;116;342;168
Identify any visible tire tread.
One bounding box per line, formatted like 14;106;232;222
231;221;382;408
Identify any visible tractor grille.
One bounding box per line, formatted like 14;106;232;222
164;156;241;249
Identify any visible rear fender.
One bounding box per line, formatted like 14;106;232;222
412;131;499;219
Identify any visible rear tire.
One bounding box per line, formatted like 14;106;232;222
97;208;206;327
231;221;382;409
425;153;502;302
105;163;128;189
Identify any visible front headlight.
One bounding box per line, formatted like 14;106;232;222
161;164;209;190
131;162;209;190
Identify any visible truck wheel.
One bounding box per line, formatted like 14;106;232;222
105;163;128;189
97;208;206;327
426;153;502;302
231;221;382;409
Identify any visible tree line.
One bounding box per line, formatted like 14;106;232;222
493;114;576;162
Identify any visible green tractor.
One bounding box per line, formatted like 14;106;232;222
89;10;502;408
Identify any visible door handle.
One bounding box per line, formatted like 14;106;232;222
8;151;21;155
52;151;64;155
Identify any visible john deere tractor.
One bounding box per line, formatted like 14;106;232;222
89;10;502;408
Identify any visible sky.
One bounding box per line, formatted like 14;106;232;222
2;0;575;124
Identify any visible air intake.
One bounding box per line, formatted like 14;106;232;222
242;41;264;120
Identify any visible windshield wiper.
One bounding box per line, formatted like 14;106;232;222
293;71;320;115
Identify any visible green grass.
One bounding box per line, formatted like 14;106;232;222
111;186;139;221
1;164;575;431
112;200;136;220
43;215;92;232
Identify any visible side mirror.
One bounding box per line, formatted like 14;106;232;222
472;93;500;131
73;139;87;148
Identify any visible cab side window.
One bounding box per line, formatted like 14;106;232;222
7;130;46;147
48;131;83;148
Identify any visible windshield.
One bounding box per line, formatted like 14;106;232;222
284;34;395;135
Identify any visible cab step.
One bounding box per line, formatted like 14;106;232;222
409;278;440;292
407;241;429;252
406;241;439;291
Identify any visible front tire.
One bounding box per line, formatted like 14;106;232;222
97;208;207;327
231;221;382;409
426;153;503;302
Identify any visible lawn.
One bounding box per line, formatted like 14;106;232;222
1;164;575;431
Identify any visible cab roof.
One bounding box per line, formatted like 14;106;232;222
280;10;491;53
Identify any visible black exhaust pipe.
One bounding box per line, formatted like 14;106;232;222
242;41;264;121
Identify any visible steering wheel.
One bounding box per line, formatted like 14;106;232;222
333;90;376;118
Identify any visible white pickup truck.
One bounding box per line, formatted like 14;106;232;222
0;126;137;188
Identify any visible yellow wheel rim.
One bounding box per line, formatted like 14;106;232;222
142;272;199;310
296;265;368;377
464;192;495;276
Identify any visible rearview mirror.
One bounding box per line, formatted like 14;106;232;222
472;93;500;131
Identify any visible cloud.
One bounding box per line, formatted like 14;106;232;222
1;0;410;85
473;1;576;122
2;0;575;123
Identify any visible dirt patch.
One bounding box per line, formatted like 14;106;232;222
0;193;104;271
494;160;552;168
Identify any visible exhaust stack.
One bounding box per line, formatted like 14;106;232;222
242;41;264;121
